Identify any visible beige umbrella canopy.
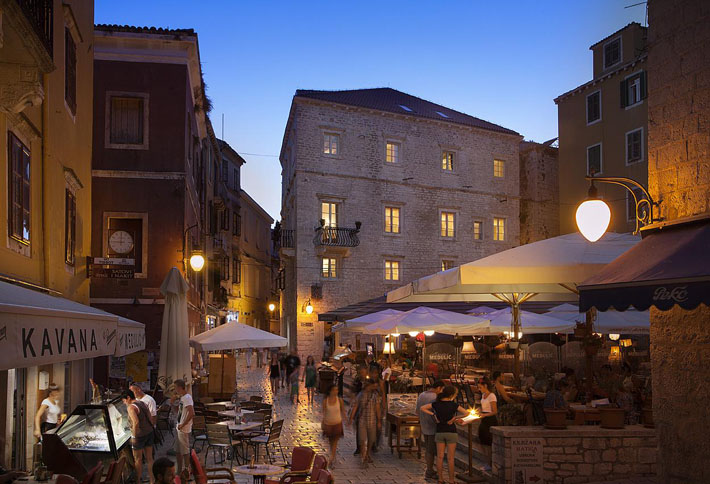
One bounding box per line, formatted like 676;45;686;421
157;267;192;391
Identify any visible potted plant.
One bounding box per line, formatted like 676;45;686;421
508;341;519;350
582;333;604;356
599;406;626;429
544;407;567;429
519;342;529;351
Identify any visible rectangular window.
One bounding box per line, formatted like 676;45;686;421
233;213;241;236
442;151;454;171
626;128;643;164
385;142;400;163
220;209;229;231
322;257;337;278
64;29;76;115
323;133;339;155
441;260;455;272
586;91;601;124
110;96;145;145
620;72;647;108
493;159;505;178
493;217;506;241
321;202;338;227
587;144;602;175
8;132;31;244
64;190;76;265
233;168;239;191
384;260;400;281
232;257;241;283
603;37;621;69
440;211;455;238
221;160;228;182
384;206;400;233
473;221;483;240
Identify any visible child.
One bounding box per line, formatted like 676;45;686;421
289;368;300;404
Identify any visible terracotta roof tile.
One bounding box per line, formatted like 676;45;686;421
95;24;196;36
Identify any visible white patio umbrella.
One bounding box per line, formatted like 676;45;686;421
360;306;489;336
332;309;404;332
546;303;650;334
157;267;191;391
189;322;288;351
387;232;640;376
465;307;574;335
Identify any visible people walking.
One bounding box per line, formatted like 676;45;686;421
245;348;253;369
172;380;194;475
279;351;287;388
256;348;263;369
268;353;281;395
416;380;445;480
350;365;369;456
348;381;382;468
303;355;317;404
420;385;468;484
285;350;301;404
122;389;155;484
321;384;346;469
34;384;63;439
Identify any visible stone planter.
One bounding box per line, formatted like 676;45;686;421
507;341;519;350
599;407;626;429
642;407;654;428
544;409;567;429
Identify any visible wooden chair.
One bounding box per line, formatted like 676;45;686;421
205;424;234;466
203;410;221;424
80;463;104;484
156;404;173;437
247;419;286;464
191;415;208;452
264;446;315;484
289;455;327;484
190;449;235;484
101;457;126;484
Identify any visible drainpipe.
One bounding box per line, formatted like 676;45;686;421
41;74;49;288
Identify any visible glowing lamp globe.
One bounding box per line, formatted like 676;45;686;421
189;254;205;272
391;333;400;338
608;333;620;341
576;199;611;242
382;342;395;354
461;341;476;354
305;303;314;314
268;303;276;312
423;330;435;336
408;331;420;337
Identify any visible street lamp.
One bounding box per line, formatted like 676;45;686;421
302;298;314;314
189;252;205;272
183;223;205;272
576;176;661;242
268;303;276;312
608;333;621;341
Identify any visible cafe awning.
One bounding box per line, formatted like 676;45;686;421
0;280;144;370
116;317;146;357
189;322;288;352
579;216;710;312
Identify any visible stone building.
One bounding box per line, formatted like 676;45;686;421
279;88;522;358
0;0;95;468
646;0;710;481
555;23;649;235
519;139;559;244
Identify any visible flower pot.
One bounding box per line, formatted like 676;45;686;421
642;407;654;428
508;341;519;350
544;409;567;429
599;407;626;429
519;343;529;350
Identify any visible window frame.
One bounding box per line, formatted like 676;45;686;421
7;132;31;245
602;36;622;70
233;212;241;237
440;210;456;239
493;217;506;242
385;140;401;164
321;257;338;279
320;201;339;228
384;206;401;234
586;143;603;176
64;27;77;116
323;132;340;156
493;159;505;178
625;128;644;165
441;259;455;272
105;91;150;150
473;220;483;241
586;90;602;125
64;189;76;266
232;256;241;284
441;151;455;172
384;259;401;282
624;71;644;108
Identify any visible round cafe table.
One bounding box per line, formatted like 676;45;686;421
234;464;283;484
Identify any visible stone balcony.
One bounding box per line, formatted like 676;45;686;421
313;222;361;257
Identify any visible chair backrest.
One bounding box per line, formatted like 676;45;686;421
206;424;231;445
249;395;263;402
190;450;207;484
316;469;333;484
309;455;327;480
106;457;125;484
86;463;104;484
290;446;315;472
244;412;265;424
192;415;207;432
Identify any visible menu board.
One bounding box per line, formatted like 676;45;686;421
387;393;418;417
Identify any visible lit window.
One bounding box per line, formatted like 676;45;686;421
603;37;621;69
587;91;601;124
385;207;400;233
65;190;76;265
385;260;400;281
587;144;602;175
442;151;454;171
8;132;31;244
493;159;505;178
322;257;337;278
473;221;483;240
441;260;455;272
386;142;400;163
441;212;455;238
626;128;643;164
493;217;505;241
321;202;338;227
323;133;339;155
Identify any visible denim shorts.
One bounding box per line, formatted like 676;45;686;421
435;432;458;444
132;431;154;450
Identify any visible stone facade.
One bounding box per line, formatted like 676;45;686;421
646;0;710;482
491;426;658;484
280;91;522;358
519;140;559;244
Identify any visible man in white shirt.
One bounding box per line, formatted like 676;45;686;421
172;379;194;474
130;384;157;426
416;380;445;479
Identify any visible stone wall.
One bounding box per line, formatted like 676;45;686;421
647;0;710;482
519;141;559;244
491;426;658;484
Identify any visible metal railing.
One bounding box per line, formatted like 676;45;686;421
313;223;361;247
280;229;294;249
16;0;53;57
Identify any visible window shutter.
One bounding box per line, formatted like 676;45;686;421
640;71;648;100
620;79;628;108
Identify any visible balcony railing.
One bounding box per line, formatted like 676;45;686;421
280;229;294;249
16;0;53;57
313;222;361;248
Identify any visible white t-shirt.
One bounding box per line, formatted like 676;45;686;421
140;394;157;417
177;393;194;433
381;367;392;381
481;392;497;413
41;398;61;424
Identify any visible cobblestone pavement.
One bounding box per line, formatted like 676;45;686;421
157;357;440;484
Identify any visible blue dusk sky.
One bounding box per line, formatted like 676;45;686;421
95;0;646;221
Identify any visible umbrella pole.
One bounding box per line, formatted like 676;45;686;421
585;309;595;395
513;303;521;381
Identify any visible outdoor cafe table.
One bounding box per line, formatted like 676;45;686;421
234;464;283;484
216;421;263;432
386;412;421;459
508;390;545;403
218;409;254;418
205;401;235;409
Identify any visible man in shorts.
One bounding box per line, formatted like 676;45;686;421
130;384;157;426
173;380;194;474
122;390;155;484
416;380;445;479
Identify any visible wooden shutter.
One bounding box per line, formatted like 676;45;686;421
640;71;648;100
64;29;77;114
620;79;628;108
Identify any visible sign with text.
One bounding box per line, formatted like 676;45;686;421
92;257;135;266
423;342;456;369
91;268;135;279
511;437;544;483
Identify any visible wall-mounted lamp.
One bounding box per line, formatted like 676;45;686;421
576;175;661;242
268;303;276;312
408;331;420;337
423;330;435;337
461;341;476;354
189;251;205;272
183;223;205;272
608;333;621;341
382;342;395;354
302;298;314;314
390;332;400;338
